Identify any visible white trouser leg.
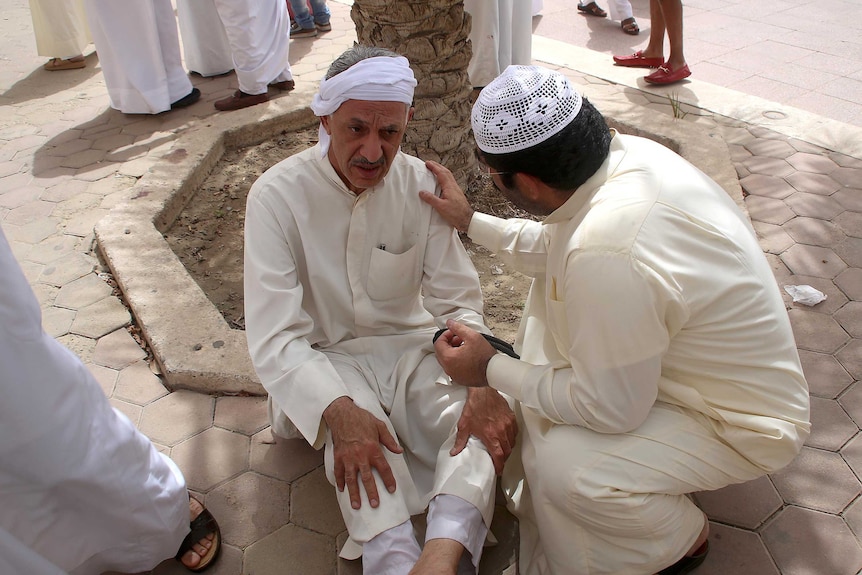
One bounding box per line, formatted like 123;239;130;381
362;519;421;575
425;494;488;574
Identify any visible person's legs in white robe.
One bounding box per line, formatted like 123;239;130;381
83;0;193;113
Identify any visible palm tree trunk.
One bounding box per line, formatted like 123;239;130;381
351;0;476;187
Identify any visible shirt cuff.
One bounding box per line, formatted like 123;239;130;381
486;353;530;400
467;211;506;247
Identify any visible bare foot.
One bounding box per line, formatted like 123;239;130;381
178;497;216;570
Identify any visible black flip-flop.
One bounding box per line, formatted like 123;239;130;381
175;497;222;573
433;328;520;359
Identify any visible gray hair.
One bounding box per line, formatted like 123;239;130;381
325;45;403;80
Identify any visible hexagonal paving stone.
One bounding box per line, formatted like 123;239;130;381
783;216;845;247
753;221;794;254
214;395;269;436
744;139;795;159
171;427;250;492
834;210;862;238
835;237;862;268
206;471;290;548
741;157;794;178
694;475;782;530
696;523;779;575
785;171;842;196
835;268;862;301
786;151;840;174
70;296;131;339
762;506;862;575
41;305;75;337
37;252;96;286
291;466;345;536
739;174;795;200
114;360;169;405
831;166;862;188
837;339;862;380
86;363;118;397
798;349;854;399
783;191;845;220
138;389;215;446
770;446;861;514
54;272;113;310
745;195;796;225
244;524;336;575
833;187;862;212
250;428;323;482
787;309;850;354
109;397;142;426
91;327;147;369
840;382;862;427
781;244;847;278
805;396;857;451
835;301;862;338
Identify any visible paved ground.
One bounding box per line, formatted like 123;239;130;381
1;0;862;574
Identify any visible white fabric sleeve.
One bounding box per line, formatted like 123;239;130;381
244;190;350;448
468;211;549;278
487;250;681;433
421;206;490;334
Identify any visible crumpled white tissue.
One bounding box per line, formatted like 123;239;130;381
784;284;827;306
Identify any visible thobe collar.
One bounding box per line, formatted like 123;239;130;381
542;129;626;226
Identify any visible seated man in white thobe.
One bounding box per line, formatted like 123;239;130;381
423;65;810;575
244;45;517;575
210;0;295;111
83;0;200;114
0;228;221;574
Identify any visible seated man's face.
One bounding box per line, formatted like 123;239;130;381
321;99;413;194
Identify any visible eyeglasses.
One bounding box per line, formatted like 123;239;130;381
474;148;510;177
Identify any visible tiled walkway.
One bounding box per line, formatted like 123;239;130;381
1;1;861;574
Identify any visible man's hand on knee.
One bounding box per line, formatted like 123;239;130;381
452;387;518;474
323;397;403;509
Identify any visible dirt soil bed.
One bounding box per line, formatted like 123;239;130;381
165;128;536;345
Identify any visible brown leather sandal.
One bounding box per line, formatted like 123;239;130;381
577;2;607;17
621;17;640;35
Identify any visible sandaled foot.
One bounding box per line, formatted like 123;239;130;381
577;2;607;17
176;496;221;572
44;56;86;71
621;17;640;35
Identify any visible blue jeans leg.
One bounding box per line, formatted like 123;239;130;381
288;0;314;29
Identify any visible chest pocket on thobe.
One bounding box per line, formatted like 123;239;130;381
367;244;420;300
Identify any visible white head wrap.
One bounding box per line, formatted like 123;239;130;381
472;65;583;154
310;56;418;157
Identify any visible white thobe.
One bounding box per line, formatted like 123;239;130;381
244;145;497;557
176;0;233;77
211;0;292;95
83;0;192;114
28;0;91;59
0;228;189;575
468;133;810;574
464;0;533;87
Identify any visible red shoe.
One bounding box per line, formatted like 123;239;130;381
644;63;691;85
612;51;664;68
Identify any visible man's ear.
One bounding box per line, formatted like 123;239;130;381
320;115;332;135
513;172;544;202
407;106;415;123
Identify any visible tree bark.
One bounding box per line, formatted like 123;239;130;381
351;0;476;188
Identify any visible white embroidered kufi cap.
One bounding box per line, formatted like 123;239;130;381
472;65;583;154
